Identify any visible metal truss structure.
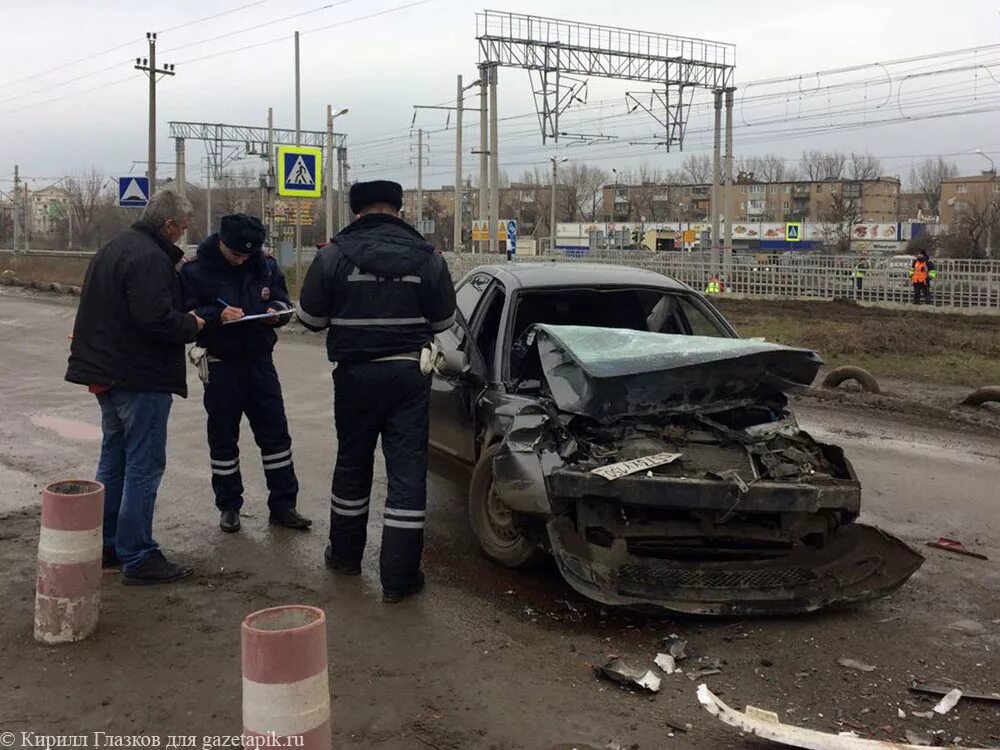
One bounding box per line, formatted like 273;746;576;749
476;11;736;148
168;121;346;181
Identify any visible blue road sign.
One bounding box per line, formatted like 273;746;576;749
118;177;149;208
277;146;322;198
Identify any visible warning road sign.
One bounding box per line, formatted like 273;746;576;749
277;145;323;198
118;177;149;208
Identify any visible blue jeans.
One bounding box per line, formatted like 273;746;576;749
96;390;173;571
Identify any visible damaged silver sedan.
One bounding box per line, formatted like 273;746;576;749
430;263;922;616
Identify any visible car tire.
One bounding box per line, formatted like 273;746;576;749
468;444;547;568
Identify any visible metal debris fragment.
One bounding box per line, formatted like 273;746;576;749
926;538;988;561
837;657;877;673
904;730;933;747
932;689;963;715
911;711;935;719
897;709;906;719
696;684;997;750
911;682;1000;703
594;658;661;693
654;653;676;674
669;639;688;661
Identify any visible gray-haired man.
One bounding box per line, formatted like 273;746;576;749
66;190;205;585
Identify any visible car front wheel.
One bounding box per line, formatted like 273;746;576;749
468;444;547;568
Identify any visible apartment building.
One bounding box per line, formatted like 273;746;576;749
940;173;1000;226
603;176;901;225
402;182;574;236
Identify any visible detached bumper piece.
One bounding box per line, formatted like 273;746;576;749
547;517;924;616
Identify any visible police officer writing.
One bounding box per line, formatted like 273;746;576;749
180;214;312;533
297;180;456;603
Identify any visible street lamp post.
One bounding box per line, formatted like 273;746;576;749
325;107;349;240
976;149;996;174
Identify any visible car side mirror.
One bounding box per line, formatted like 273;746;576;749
437;347;471;379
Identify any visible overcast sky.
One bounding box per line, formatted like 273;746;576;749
1;0;998;194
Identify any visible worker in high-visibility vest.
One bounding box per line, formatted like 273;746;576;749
852;256;870;294
705;275;722;295
910;251;936;305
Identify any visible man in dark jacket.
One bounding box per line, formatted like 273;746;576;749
297;180;456;603
66;190;204;585
180;214;311;533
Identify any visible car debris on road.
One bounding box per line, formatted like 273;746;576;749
838;657;878;673
594;658;662;693
695;683;999;750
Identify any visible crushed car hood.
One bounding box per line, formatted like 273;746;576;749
532;325;822;423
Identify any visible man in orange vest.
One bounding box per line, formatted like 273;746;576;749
911;251;935;305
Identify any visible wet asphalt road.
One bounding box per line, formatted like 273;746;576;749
1;289;998;749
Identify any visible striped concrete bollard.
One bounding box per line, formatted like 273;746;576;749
35;479;104;644
242;605;331;747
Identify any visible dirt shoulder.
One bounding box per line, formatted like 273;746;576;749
714;297;1000;390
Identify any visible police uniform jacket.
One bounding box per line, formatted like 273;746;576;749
296;214;456;363
180;234;292;361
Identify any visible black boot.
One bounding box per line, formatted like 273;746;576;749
324;544;361;576
383;571;425;604
102;546;121;569
219;509;241;533
122;551;192;586
269;508;312;530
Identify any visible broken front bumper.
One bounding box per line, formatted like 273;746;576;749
547;516;924;616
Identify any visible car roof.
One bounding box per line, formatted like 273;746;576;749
464;262;692;292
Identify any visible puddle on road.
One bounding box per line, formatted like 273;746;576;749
31;414;101;441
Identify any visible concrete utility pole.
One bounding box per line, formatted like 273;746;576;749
711;89;723;271
337;147;348;229
175;137;187;244
488;65;500;256
550;156;568;253
454;75;464;253
416;128;424;223
12;165;20;252
478;65;489;253
134;33;176;193
267;108;275;244
723;88;735;275
293;31;302;297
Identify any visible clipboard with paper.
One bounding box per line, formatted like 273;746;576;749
222;309;295;325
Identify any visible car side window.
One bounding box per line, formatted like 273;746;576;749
455;273;492;323
676;296;727;337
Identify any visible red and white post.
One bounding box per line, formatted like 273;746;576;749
242;605;331;747
34;479;104;644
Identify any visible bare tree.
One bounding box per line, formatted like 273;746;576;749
216;167;259;216
908;157;958;214
820;190;861;252
951;195;1000;259
63;168;119;249
848;152;883;181
563;162;609;221
681;154;712;183
801;150;846;181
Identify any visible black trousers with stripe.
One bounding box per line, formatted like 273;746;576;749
203;356;298;514
328;359;430;590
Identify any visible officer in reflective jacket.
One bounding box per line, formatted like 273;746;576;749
297;180;456;603
180;214;312;533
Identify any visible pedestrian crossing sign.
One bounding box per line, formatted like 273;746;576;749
277;145;323;198
785;222;803;242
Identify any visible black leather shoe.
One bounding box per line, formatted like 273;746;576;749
324;544;361;576
219;509;241;533
122;551;192;586
383;571;425;603
102;546;120;569
269;508;312;530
